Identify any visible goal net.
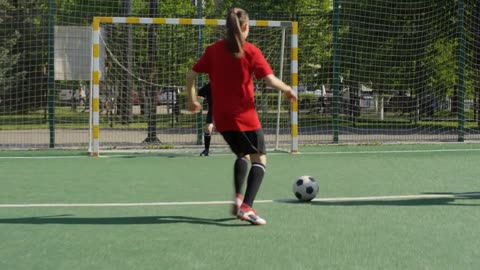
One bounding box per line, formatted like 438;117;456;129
90;17;298;156
297;1;480;144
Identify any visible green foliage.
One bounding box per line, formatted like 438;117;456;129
0;0;47;113
0;1;23;101
57;0;121;25
213;0;332;88
1;0;479;122
423;38;458;97
159;0;195;16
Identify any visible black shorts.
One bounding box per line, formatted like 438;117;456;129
220;129;266;157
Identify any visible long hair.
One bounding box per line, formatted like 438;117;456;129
225;8;249;58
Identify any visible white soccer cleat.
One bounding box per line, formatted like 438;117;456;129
237;204;266;225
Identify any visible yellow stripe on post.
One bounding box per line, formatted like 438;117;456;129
153;18;166;24
126;17;140;24
93;19;100;31
93;44;100;58
255;20;269;27
92;98;99;113
292;22;298;35
93;126;99;139
292;47;298;61
291;124;298;137
205;19;218;25
179;18;193;25
291;73;298;86
97;17;113;24
291;101;298;112
92;71;100;84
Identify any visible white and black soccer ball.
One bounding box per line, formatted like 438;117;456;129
293;175;319;202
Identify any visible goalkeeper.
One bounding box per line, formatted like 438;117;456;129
197;83;213;156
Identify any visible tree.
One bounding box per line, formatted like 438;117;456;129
1;0;47;113
339;0;458;99
0;0;25;112
216;0;333;88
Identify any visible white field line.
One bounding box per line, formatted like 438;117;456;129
2;147;480;159
0;156;88;159
295;148;480;155
1;193;479;208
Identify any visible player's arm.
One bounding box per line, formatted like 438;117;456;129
186;70;201;113
263;74;298;102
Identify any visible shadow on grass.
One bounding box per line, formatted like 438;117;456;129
0;215;250;227
105;151;212;159
276;192;480;206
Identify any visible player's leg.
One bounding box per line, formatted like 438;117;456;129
223;130;267;225
237;152;267;225
234;154;250;194
242;153;266;208
220;132;249;216
232;154;250;214
200;123;214;156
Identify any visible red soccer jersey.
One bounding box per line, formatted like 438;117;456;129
192;40;273;132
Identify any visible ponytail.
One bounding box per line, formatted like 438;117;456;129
225;8;248;58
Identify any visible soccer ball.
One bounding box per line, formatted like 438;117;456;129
293;175;319;201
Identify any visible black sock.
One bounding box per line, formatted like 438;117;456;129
204;133;211;151
243;163;266;207
234;157;249;194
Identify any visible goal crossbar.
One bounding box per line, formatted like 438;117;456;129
90;17;298;157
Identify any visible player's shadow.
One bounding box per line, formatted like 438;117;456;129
0;215;248;227
108;152;208;159
277;192;480;206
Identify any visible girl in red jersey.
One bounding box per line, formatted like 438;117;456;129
186;7;297;225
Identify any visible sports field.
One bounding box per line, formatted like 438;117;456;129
1;143;480;270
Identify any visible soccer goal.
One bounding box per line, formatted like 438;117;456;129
89;17;298;157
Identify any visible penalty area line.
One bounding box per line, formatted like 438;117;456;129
0;193;479;208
